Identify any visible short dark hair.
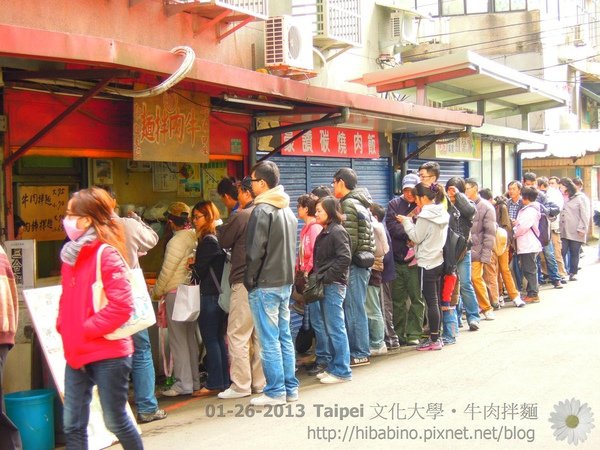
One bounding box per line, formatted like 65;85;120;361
508;180;522;191
418;161;440;180
479;188;493;201
297;193;318;216
317;196;344;225
548;176;560;183
414;182;445;204
559;177;577;197
523;172;537;183
537;176;549;189
311;185;332;198
370;203;385;222
217;177;238;200
464;177;479;190
521;186;538;202
333;167;357;190
446;176;466;193
573;177;583;188
251;160;280;189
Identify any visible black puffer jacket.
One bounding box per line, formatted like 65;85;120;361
448;192;476;244
340;188;375;257
312;222;351;285
244;186;297;291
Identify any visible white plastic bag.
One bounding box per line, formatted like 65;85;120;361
172;284;200;322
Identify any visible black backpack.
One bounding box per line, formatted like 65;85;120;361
533;213;550;247
443;227;468;275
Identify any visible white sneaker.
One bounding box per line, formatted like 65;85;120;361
320;374;352;384
250;394;286;406
316;371;330;380
161;388;190;397
370;345;388;356
482;310;496;321
218;388;250;399
512;295;526;308
286;392;299;403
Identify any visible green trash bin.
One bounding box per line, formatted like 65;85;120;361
5;388;55;450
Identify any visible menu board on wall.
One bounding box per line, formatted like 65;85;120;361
133;91;210;163
17;185;69;241
202;164;228;218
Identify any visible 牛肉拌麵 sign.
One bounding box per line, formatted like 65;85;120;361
133;91;210;163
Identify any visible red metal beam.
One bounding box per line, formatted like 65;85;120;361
3;78;113;167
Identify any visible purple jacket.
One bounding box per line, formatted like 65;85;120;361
514;202;542;254
386;195;417;264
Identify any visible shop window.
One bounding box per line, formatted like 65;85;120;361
494;0;527;12
467;0;489;14
442;0;465;15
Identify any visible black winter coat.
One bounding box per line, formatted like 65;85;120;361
312;222;352;286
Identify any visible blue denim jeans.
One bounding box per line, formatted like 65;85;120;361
308;301;332;367
456;251;480;325
442;308;458;343
198;294;230;391
131;329;158;414
344;265;370;359
249;285;299;399
365;285;385;349
64;356;143;450
538;240;560;282
321;283;352;379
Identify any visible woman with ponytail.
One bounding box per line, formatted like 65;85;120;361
57;187;143;449
395;182;449;351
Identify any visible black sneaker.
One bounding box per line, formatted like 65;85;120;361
349;357;370;367
306;363;328;375
552;280;563;289
137;409;167;424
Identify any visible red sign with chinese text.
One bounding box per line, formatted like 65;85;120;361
281;127;379;158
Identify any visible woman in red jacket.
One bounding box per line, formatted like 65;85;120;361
57;187;143;450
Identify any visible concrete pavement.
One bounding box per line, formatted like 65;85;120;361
123;245;600;450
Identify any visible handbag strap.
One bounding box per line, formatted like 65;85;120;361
95;243;110;286
208;267;223;294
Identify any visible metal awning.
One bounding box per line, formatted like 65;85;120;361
351;51;567;120
519;129;600;159
474;124;550;145
0;23;483;134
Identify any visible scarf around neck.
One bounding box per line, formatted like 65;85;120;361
60;227;98;266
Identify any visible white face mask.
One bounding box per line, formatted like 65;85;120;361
62;216;87;241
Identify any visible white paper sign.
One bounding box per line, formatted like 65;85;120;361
3;239;36;290
23;286;140;450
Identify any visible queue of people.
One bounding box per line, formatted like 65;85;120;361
49;161;594;448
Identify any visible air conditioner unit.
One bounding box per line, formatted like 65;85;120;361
265;15;314;71
390;11;418;45
315;0;362;48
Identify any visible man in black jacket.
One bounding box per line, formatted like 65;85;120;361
333;168;375;367
245;161;298;406
217;177;265;400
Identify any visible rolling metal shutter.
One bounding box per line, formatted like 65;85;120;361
260;154;393;211
407;158;467;185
